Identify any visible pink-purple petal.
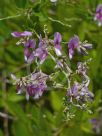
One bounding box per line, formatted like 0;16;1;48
11;31;32;38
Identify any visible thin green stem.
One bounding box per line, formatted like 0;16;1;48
48;17;71;28
0;14;21;21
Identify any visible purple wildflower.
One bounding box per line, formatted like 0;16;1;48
11;31;32;38
24;38;47;64
68;36;92;59
94;4;102;26
11;30;36;63
54;32;62;56
67;82;79;102
67;82;94;104
24;39;36;48
79;86;94;102
68;35;79;59
26;82;47;100
23;40;36;63
15;72;48;100
35;48;48;64
34;36;48;64
24;48;31;62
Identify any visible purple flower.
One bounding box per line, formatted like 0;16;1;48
26;82;47;100
68;36;92;59
11;31;32;38
23;40;36;63
67;83;79;102
35;48;48;64
67;83;79;97
24;39;36;48
26;72;48;100
68;35;79;59
67;82;94;104
15;72;48;100
54;32;62;56
24;47;30;58
39;35;47;48
79;86;94;102
34;36;48;64
94;4;102;26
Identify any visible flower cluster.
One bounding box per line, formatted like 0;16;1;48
68;35;92;59
65;60;94;117
11;30;93;118
11;71;49;100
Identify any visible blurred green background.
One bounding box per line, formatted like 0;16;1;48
0;0;102;136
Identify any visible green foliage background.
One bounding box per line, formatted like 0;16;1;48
0;0;102;136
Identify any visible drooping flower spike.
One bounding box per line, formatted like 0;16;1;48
11;30;94;118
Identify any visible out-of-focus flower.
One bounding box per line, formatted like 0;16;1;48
90;118;100;134
54;32;62;56
23;39;36;63
50;0;57;3
68;36;92;59
13;72;49;100
68;35;79;59
94;4;102;26
82;43;92;50
11;31;32;38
